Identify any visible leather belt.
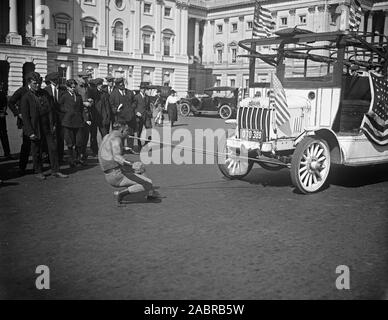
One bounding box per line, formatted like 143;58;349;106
104;167;120;174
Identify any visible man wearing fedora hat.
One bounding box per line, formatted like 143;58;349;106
133;83;152;150
21;72;68;179
109;78;136;150
88;78;112;147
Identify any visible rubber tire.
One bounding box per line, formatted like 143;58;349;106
179;103;191;117
219;105;232;120
217;140;253;180
290;136;331;194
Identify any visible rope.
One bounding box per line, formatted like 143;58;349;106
126;134;287;166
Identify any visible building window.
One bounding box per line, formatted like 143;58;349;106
113;21;124;51
217;49;223;63
281;17;288;26
217;24;223;33
231;48;237;63
232;23;238;32
247;21;253;30
143;34;151;54
164;7;171;17
299;15;307;25
163;37;171;56
84;25;94;48
144;3;152;14
115;0;123;8
215;78;221;87
57;22;67;46
58;65;67;85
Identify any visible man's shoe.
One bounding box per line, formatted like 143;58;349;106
114;189;130;204
53;172;69;179
35;173;46;181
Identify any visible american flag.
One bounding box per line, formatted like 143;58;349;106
361;72;388;146
349;0;362;31
252;0;275;38
270;73;291;127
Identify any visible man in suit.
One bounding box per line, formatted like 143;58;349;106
77;72;94;159
0;81;13;160
88;78;111;150
109;78;136;150
133;83;152;150
44;72;65;163
8;80;32;174
105;76;115;96
20;72;68;180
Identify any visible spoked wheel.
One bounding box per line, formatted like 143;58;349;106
219;105;232;120
179;103;191;117
258;162;284;171
291;136;331;194
217;139;253;180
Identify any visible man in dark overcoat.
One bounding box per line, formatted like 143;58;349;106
20;72;68;180
133;83;152;150
109;78;136;149
44;72;65;163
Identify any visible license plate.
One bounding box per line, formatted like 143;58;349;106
240;129;262;141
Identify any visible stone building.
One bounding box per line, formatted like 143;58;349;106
187;0;388;93
0;0;189;94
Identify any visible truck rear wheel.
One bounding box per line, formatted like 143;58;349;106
290;136;331;194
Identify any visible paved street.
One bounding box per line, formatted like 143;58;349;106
1;114;388;299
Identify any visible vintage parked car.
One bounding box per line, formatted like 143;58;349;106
179;86;239;119
217;28;388;194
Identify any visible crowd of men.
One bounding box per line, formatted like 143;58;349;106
0;71;157;182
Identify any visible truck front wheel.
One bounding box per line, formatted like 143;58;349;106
290;136;331;194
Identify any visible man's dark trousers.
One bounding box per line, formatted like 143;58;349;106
0;116;11;156
30;116;59;174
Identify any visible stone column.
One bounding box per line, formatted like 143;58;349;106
175;4;181;56
289;9;296;28
7;0;22;45
384;11;388;38
180;5;188;57
202;20;209;63
33;0;47;47
194;19;200;58
367;11;374;43
308;7;315;31
155;0;162;57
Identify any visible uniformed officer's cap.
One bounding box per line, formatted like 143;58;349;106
106;76;115;82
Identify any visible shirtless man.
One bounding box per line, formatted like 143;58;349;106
98;122;157;204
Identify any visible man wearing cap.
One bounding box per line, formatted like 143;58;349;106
20;72;68;180
133;83;152;150
109;78;136;149
88;78;112;151
44;72;65;163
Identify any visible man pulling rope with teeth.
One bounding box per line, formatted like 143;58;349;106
98;122;158;204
